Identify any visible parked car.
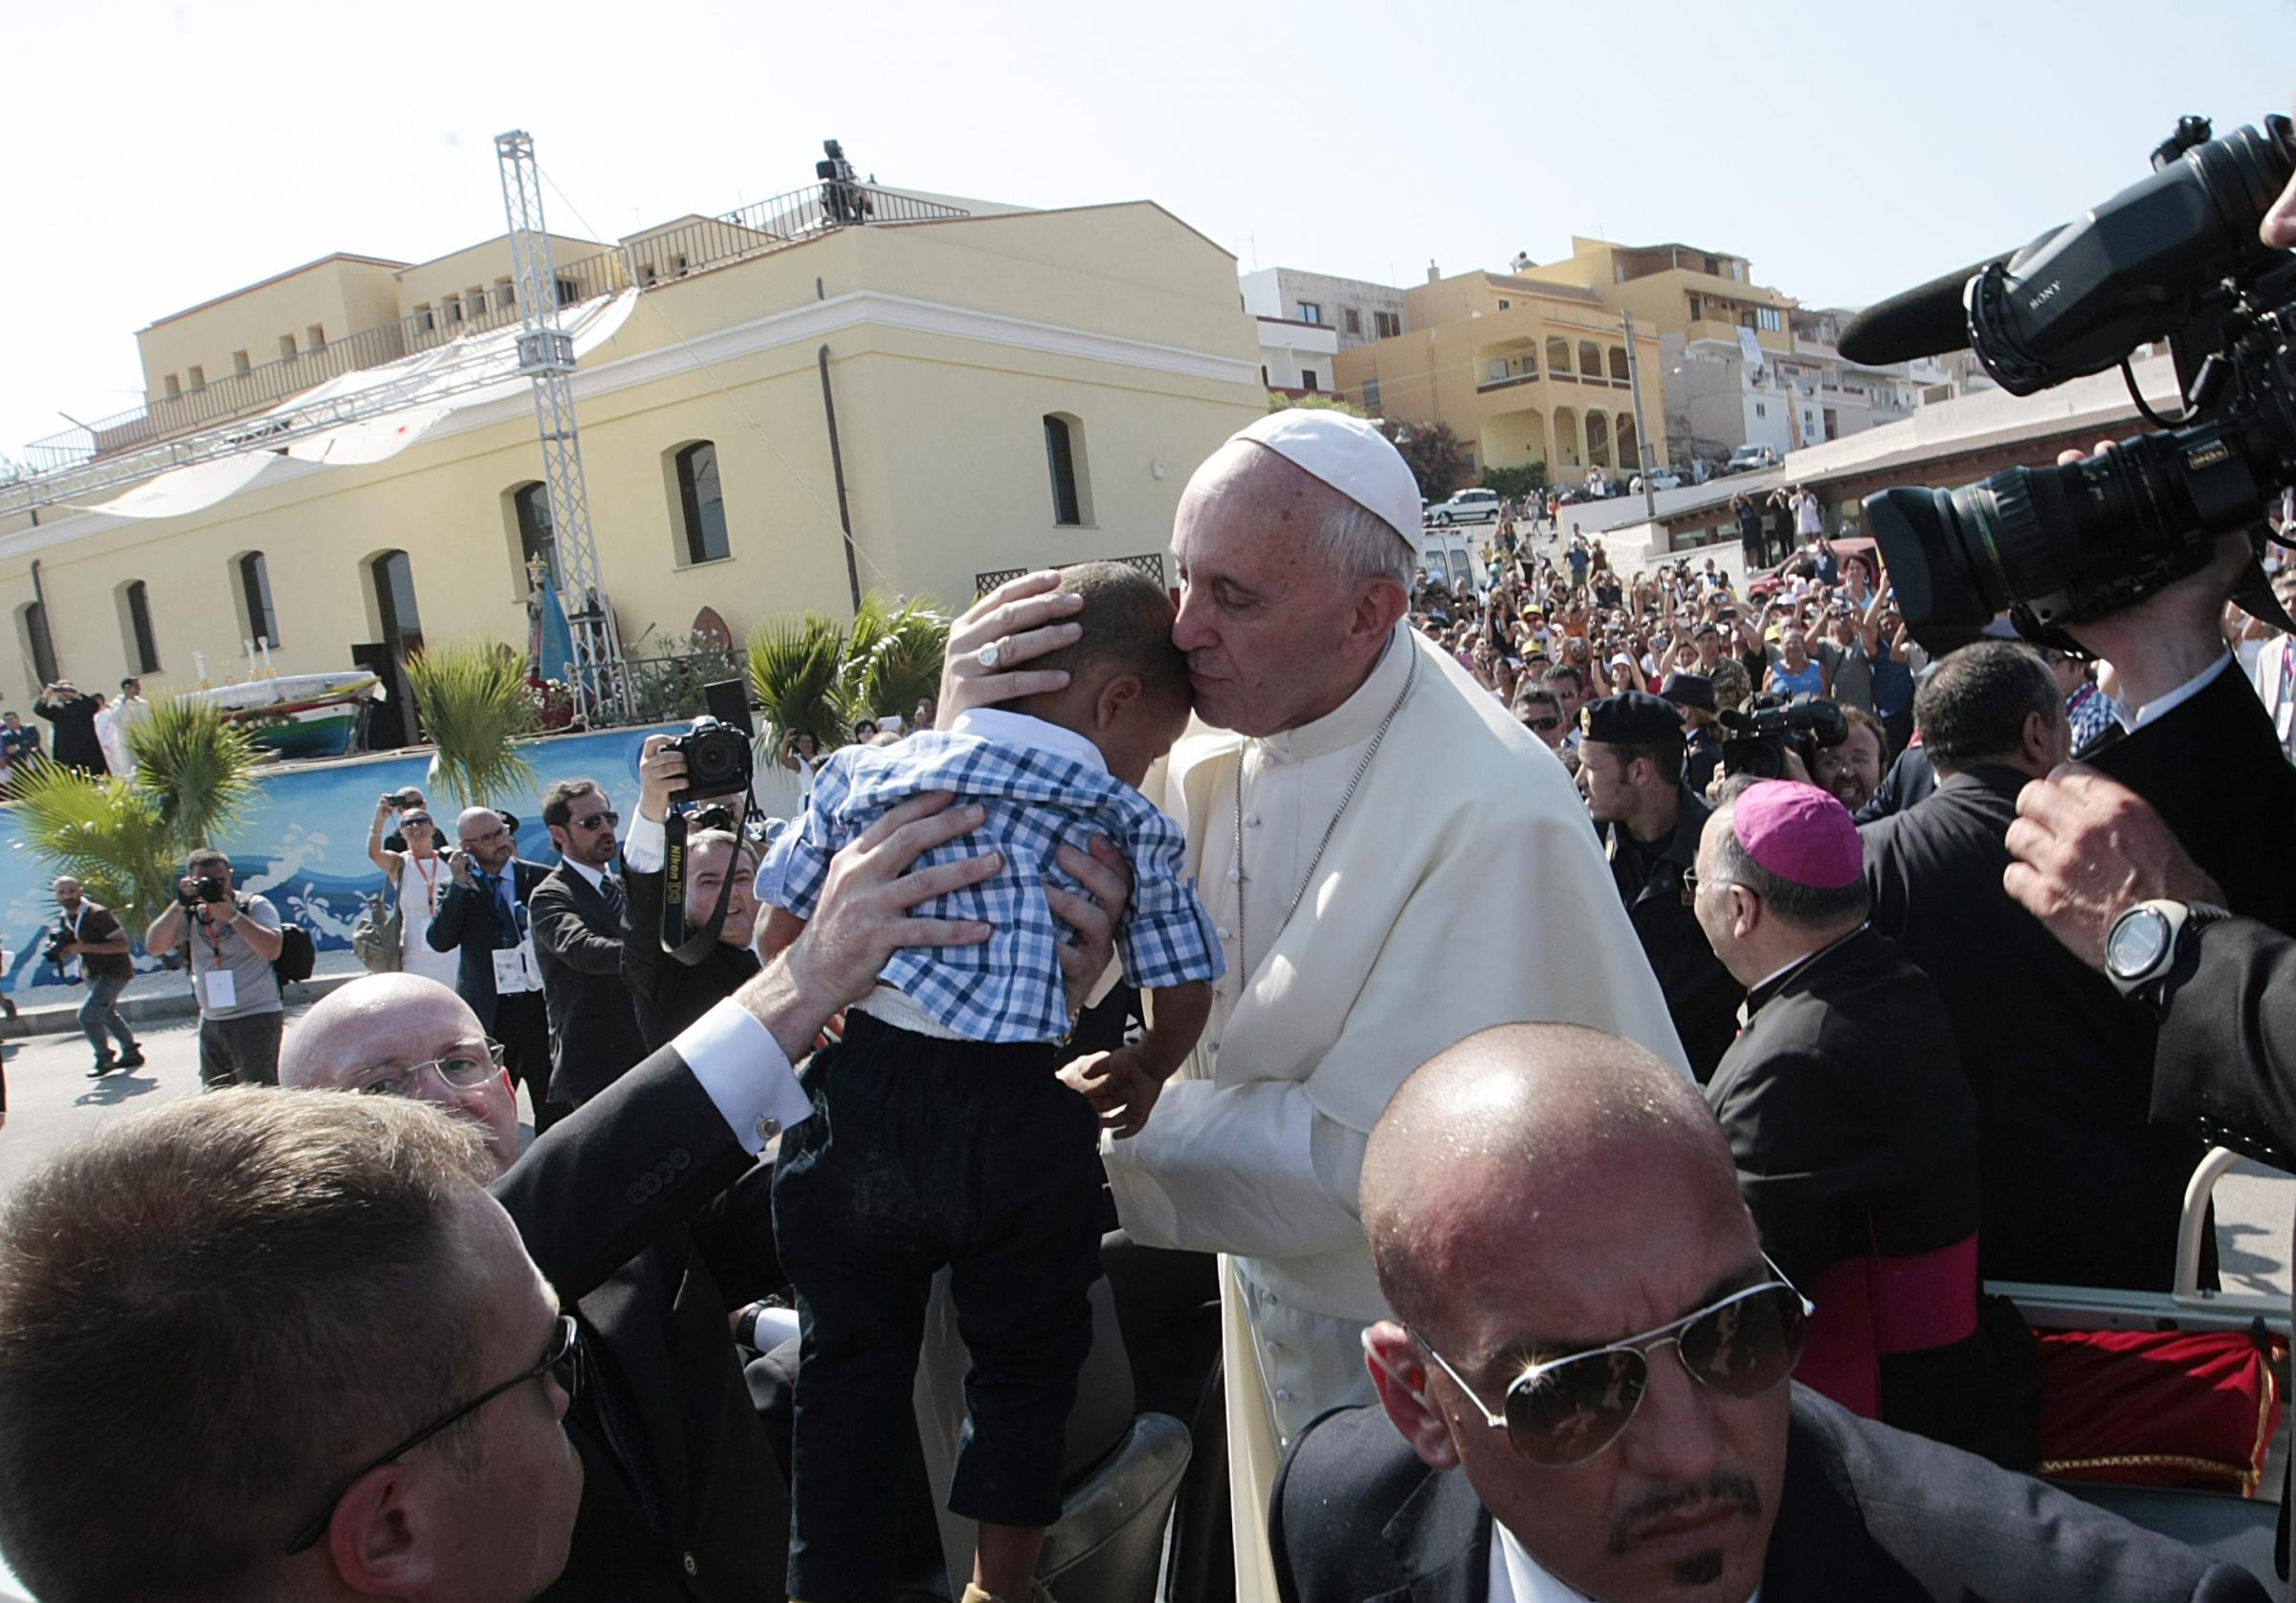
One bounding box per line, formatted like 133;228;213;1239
1429;487;1501;525
1722;443;1784;474
1629;468;1683;494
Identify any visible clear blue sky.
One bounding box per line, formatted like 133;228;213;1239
6;0;2291;461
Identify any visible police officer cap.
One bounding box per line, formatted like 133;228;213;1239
1580;692;1685;746
1659;672;1717;713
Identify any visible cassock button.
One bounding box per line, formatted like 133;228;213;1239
683;1552;698;1577
1225;867;1241;884
759;1116;783;1142
1216;927;1232;941
1244;812;1260;826
1274;1387;1292;1403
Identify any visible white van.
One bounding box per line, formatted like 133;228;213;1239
1429;488;1501;525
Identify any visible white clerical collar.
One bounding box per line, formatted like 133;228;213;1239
950;708;1109;776
1258;622;1413;766
564;858;607;891
1492;1522;1759;1603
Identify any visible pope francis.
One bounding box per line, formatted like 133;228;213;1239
938;409;1685;1596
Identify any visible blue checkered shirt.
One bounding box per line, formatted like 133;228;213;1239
757;727;1224;1043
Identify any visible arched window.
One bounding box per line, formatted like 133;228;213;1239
1578;342;1602;383
237;552;279;648
1608;347;1631;382
371;550;422;648
121;581;161;673
509;482;561;590
1545;337;1573;375
673;443;731;564
18;603;55;690
1043;413;1093;526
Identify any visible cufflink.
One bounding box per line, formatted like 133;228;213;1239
758;1116;782;1142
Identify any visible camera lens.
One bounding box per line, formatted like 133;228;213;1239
1866;426;2248;645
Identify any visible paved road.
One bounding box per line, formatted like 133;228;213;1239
0;1000;544;1183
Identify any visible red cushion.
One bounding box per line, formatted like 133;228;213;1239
2035;1328;2285;1495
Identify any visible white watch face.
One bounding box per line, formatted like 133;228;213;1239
2109;908;2172;979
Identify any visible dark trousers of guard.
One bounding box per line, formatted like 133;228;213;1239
492;990;566;1133
773;1010;1101;1603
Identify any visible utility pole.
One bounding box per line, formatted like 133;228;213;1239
496;129;627;722
1622;309;1658;522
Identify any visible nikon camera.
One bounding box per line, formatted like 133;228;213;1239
668;715;753;805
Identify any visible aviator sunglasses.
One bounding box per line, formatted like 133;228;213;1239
1393;1261;1810;1466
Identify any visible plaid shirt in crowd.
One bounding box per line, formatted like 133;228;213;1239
758;723;1223;1043
2066;681;2116;754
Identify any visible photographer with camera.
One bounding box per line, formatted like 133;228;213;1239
52;875;143;1079
144;846;286;1087
430;807;556;1130
620;733;763;1049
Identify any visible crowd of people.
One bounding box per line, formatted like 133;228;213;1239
4;312;2296;1602
0;676;150;790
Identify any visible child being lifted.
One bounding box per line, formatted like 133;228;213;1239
757;560;1220;1603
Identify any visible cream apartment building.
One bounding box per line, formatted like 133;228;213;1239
0;191;1263;722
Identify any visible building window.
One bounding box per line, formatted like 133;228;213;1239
238;552;279;648
1757;306;1783;334
1755;402;1768;418
444;297;464;325
1362;377;1381;412
1298;302;1322;325
1497;299;1510;311
188;364;206;390
1043;414;1090;526
1301;369;1319;392
121;581;161;674
278;334;298;362
1489;358;1508;383
415;304;435;333
163;374;182;400
673;442;731;563
1344;307;1361;335
307;323;326;352
510;482;561;590
554;276;580;308
232;350;251;378
1609;347;1630;382
1375;311;1402;339
371;550;422;646
1687;294;1703;322
19;603;55;690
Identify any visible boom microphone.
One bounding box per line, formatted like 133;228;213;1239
1838;258;2000;365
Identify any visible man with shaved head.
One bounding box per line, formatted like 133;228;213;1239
430;804;556;1125
937;412;1681;1589
1271;1023;2268;1603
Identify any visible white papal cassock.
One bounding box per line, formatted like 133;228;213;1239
1100;619;1688;1599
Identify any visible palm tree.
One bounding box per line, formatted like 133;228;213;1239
12;696;261;942
747;594;950;747
405;639;539;809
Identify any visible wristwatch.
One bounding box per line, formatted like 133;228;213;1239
2104;899;2225;1004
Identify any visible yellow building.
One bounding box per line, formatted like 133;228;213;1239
1332;268;1668;482
0;192;1263;725
1513;237;1796;356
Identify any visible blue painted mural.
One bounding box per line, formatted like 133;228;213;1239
0;720;807;997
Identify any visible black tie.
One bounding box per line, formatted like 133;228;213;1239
601;873;627;920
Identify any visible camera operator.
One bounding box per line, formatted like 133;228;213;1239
52;875;143;1079
430;807;557;1130
144;846;286;1087
621;734;762;1048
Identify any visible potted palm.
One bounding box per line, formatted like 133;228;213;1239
404;640;539;810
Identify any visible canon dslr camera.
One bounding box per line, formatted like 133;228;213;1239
177;875;230;910
1847;113;2296;651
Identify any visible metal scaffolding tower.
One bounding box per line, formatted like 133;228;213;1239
496;128;625;721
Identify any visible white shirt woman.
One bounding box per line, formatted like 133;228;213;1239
365;795;460;986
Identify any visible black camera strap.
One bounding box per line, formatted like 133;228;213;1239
658;802;761;967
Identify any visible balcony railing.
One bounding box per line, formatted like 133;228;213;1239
23;180;969;473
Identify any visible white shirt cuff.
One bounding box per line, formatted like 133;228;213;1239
624;811;667;873
2114;651;2233;736
670;996;812;1154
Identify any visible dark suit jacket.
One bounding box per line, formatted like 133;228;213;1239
493;1033;786;1603
531;861;650;1107
1862;768;2207;1292
1270;1390;2268;1603
1603;785;1742;1082
429;858;550;1032
622;861;761;1052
